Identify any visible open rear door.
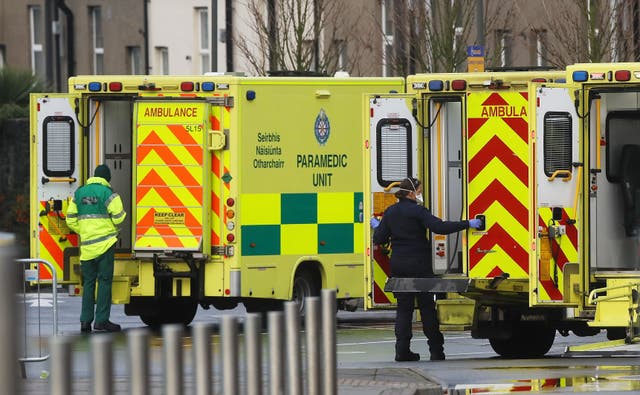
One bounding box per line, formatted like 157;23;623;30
532;86;580;305
31;94;81;281
364;94;418;309
133;99;209;254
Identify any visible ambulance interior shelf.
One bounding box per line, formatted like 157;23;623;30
619;144;640;237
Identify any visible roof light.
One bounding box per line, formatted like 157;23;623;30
590;72;605;80
88;82;102;92
572;71;588;82
451;80;466;90
108;82;122;92
428;80;444;91
556;78;566;83
531;78;547;83
615;70;631;81
201;82;215;91
181;82;195;91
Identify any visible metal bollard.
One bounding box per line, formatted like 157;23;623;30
222;315;239;395
0;233;16;394
268;311;285;395
163;324;184;395
128;328;150;395
305;297;321;395
193;323;213;395
285;301;303;395
50;336;72;395
322;289;337;395
245;313;262;395
92;334;113;395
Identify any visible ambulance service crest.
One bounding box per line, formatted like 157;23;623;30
314;109;330;145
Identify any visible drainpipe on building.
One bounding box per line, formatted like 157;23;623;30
225;0;233;71
44;0;55;87
211;0;218;72
57;0;75;80
144;0;150;74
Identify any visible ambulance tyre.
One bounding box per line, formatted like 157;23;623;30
292;267;321;316
488;323;555;358
139;300;198;327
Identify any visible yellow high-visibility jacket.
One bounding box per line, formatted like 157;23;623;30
66;177;126;260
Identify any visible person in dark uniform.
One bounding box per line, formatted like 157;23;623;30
371;177;482;361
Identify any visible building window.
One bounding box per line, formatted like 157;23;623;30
376;118;413;187
29;6;46;78
543;112;572;178
533;29;547;67
90;7;104;74
197;8;210;73
128;46;142;75
156;47;169;75
303;40;317;71
0;45;6;69
496;29;511;67
334;39;347;71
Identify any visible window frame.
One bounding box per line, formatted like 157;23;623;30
376;118;413;187
90;6;104;74
42;116;75;177
543;111;573;178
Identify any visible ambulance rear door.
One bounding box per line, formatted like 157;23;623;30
132;99;210;254
531;86;580;305
30;93;82;281
365;94;418;309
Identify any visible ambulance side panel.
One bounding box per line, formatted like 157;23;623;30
29;94;81;282
236;81;397;301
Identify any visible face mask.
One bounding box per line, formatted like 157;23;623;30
415;193;424;204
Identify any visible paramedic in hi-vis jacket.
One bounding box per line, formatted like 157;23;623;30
371;177;482;362
66;164;126;333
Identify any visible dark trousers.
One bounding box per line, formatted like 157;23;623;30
80;246;114;324
394;292;444;356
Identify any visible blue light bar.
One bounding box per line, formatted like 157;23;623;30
572;71;588;82
428;80;444;91
555;78;566;83
88;82;102;92
201;82;215;91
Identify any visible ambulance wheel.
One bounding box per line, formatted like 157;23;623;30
489;324;555;358
140;301;198;327
292;268;320;316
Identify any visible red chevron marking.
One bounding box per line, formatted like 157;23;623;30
373;244;391;277
502;117;528;142
540;279;563;300
469;224;529;274
138;129;203;166
373;281;392;304
468;136;528;185
470;179;528;229
520;92;528;101
468;118;490;139
482;93;509;106
486;266;504;277
39;222;62;279
167;124;199;146
137;165;203;206
212;153;221;178
210;114;220;131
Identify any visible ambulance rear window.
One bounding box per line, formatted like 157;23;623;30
376;118;412;187
43;116;75;177
543;112;572;178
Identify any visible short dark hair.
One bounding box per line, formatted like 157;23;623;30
394;177;420;198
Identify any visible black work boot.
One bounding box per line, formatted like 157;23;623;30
93;320;121;332
81;322;92;333
395;351;420;362
430;352;445;361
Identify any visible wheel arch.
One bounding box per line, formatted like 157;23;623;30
289;258;325;298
